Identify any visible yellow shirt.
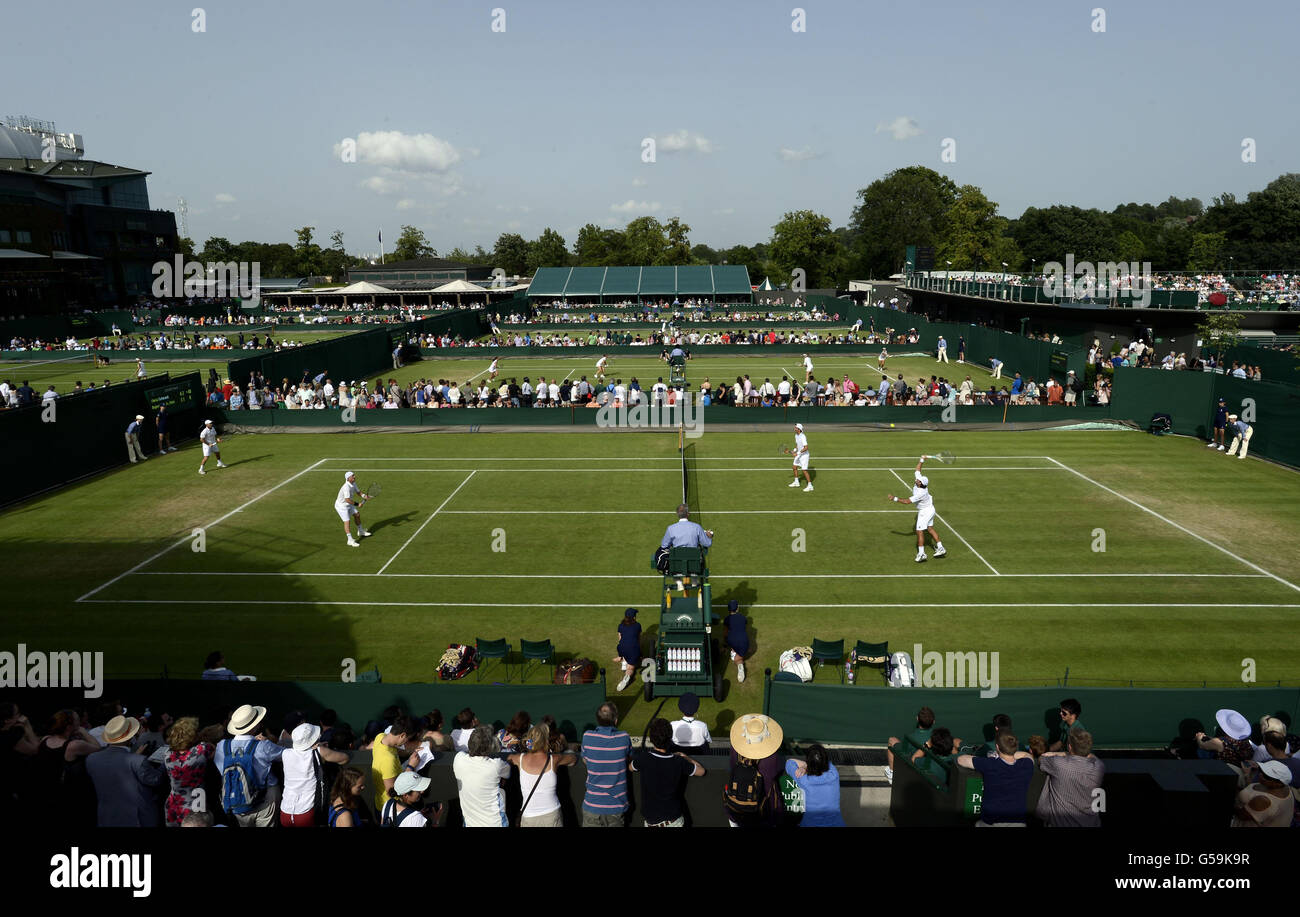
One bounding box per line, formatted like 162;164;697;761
370;736;403;812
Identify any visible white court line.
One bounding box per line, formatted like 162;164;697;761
74;458;329;602
889;469;999;575
435;509;915;514
376;471;476;574
305;467;1058;473
129;571;1268;580
76;599;1300;609
319;456;1053;461
1046;455;1300;594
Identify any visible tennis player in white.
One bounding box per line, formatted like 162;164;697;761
788;423;813;492
888;457;946;562
197;419;227;475
488;358;500;381
336;471;370;547
595;354;609;383
803;353;814;382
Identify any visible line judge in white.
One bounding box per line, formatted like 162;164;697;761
335;471;371;547
788;423;813;492
888;457;947;563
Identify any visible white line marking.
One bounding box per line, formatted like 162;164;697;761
436;509;916;514
76;599;1300;609
128;571;1267;580
889;469;999;575
376;471;476;574
1046;455;1300;593
74;458;329;602
319;456;1051;461
305;466;1058;473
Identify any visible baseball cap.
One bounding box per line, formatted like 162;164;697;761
135;414;143;420
624;607;638;618
678;692;700;716
345;471;355;480
1258;760;1293;785
1218;397;1226;403
394;772;431;796
204;419;213;425
727;599;739;612
915;473;929;487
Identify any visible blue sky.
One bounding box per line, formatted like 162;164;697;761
5;0;1295;254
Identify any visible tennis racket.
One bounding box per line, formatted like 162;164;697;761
779;445;795;456
362;481;382;502
922;451;956;465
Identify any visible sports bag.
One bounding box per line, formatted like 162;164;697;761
778;647;814;683
723;760;768;823
887;651;916;688
220;738;267;815
437;644;478;681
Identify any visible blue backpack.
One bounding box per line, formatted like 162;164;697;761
221;738;266;815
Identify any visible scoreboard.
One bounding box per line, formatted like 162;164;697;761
144;379;199;413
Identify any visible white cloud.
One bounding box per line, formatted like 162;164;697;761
876;116;922;141
778;146;819;162
632;176;648;187
362;175;403;195
395;198;417;211
611;200;662;214
506;220;522;230
340;130;462;172
214;192;236;204
656;130;714;154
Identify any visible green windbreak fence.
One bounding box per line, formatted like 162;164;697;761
763;680;1300;749
927;321;1083;382
226;326;394;388
1205;343;1300;382
0;371;206;507
406;309;490;341
2;679;606;744
1110;367;1300;466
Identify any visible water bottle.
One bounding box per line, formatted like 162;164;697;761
846;660;854;684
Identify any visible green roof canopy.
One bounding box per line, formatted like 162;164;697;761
526;265;752;299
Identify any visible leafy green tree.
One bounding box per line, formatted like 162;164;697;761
198;236;235;263
177;237;196;259
936;185;1021;271
293;226;322;276
493;233;529;275
849;166;958;277
526;227;569;271
769;210;844;289
392;225;436;262
663;217;693;264
623;216;668;265
1011;206;1115;265
1112;230;1146;265
1196;311;1244;367
1186;231;1226;271
691;243;718;263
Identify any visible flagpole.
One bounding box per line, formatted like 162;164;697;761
379;229;384;265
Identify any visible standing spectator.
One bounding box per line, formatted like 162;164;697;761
0;704;39;821
1036;728;1105;827
450;708;479;751
84;715;168;827
496;710;531;754
35;709;102;826
632;717;705;827
327;766;369;828
125;414;148;463
369;714;418;814
670;692;711;753
453;725;510;827
214;703;287;827
725;714;785;827
509;722;577;827
1050;699;1086;751
156;404;177;453
1195;709;1255;770
1230;760;1295;827
580;701;632;827
785;743;845;827
163;717;213;827
956;733;1035;827
381;772;443;827
280;722;350;827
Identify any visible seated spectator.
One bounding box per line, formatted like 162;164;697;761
956;733;1034;827
885;706;935;784
509;722;577;827
670;692;711;754
1230;760;1294;827
381;771;443;827
785;742;845;827
453;725;511;827
911;726;960;784
1036;728;1105;827
327;766;369;827
1050;698;1085;751
163;717;213;827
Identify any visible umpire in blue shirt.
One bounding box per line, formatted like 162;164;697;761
661;504;713;549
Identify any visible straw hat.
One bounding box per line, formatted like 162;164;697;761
101;715;141;746
730;714;783;761
228;704;268;736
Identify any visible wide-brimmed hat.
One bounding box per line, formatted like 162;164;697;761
730;714;783;761
101;715;141;746
292;722;321;752
1215;708;1250;741
228;704;268;736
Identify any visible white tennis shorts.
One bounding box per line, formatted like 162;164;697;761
202;443;219;456
915;505;936;531
336;504;357;522
793;452;810;471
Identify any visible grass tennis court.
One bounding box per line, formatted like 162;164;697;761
6;422;1298;734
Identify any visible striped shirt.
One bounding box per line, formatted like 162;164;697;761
581;726;631;813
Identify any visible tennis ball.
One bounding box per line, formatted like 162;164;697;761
890;423;895;428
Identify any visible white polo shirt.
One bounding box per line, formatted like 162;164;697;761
336;480;358;511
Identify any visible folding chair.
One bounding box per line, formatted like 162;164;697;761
811;638;845;683
519;638;554;683
853;640;889;684
475;637;511;682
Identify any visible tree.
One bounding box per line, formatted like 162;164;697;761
1011;205;1116;265
1186;231;1226;272
1112;230;1146;265
493;233;529;275
663;217;693;264
768;210;844;289
623;216;669;265
936;185;1021;271
526;227;568;271
1196;311;1244;368
848;166;958;278
293;226;321;277
198;236;235;263
691;243;718;263
392;225;436;262
319;230;351;281
176;237;196;259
